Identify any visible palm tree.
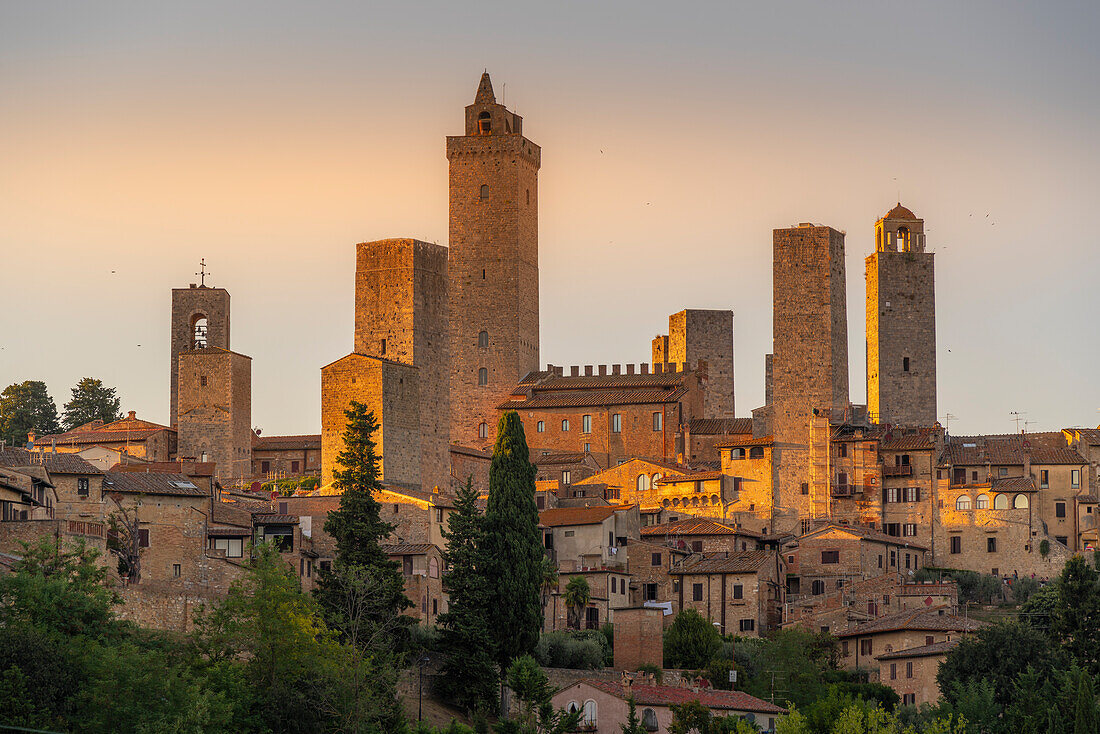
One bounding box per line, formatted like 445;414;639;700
564;576;591;630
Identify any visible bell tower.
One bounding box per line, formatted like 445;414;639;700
447;72;541;447
866;203;937;426
170;263;230;426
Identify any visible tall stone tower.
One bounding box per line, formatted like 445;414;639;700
866;204;937;426
653;309;736;418
170;284;230;426
353;238;450;491
771;224;850;530
447;72;541;447
177;348;252;480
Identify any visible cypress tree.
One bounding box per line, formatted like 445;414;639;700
436;477;499;714
482;411;544;670
315;402;410;626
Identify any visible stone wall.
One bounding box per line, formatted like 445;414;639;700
177;348;252;480
613;607;665;670
354;238;451;492
667;309;735;419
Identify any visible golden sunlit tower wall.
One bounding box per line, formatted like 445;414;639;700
653;309;736;419
866;205;937;427
771;224;850;532
170;284;230;427
447;73;541;448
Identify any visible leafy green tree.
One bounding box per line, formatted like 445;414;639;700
482;411;545;670
61;376;122;430
0;380;59;445
497;655;580;734
314;401;410;631
563;576;592;630
1051;555;1100;674
621;695;646;734
664;608;721;669
1072;668;1099;734
1021;584;1060;633
736;629;838;710
938;619;1065;710
437;477;499;715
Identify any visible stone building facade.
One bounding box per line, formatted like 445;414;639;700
448;72;541;448
770;224;850;532
670;550;785;637
170;284;231;427
866;204;937;427
320;354;420;487
36;412;176;464
251;433;321;477
652;309;735;419
353;238;451;492
177;347;252;480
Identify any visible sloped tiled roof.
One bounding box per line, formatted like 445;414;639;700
253;513;299;524
576;679;785;714
689;418;753;436
102;471;208;497
944;434;1086;466
670;550;774;575
991;476;1037;491
533;452;590;466
642;517;763;538
0;448;101;476
657;471;725;483
539;505;631;527
799;523;930;551
521;372;689;390
36;414;173;446
499;387;687;410
876;639;960;661
253;433;320;451
837;607;982;638
715;435;774;448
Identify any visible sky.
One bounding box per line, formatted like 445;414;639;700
1;1;1098;438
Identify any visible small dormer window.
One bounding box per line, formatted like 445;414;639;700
478;112;491;135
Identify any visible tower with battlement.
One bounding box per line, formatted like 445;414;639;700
866;204;937;426
447;72;541;447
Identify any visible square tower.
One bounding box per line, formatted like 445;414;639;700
771;224;850;528
177;347;251;480
665;309;736;419
320;354;420;488
353;238;450;491
866;204;937;426
447;73;541;447
170;285;230;426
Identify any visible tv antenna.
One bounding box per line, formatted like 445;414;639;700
940;413;957;432
1010;411;1026;433
196;258;210;287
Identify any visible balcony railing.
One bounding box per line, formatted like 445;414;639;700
883;465;912;478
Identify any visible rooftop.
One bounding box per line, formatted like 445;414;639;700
670;550;774;575
876;639;960;661
837;608;982;638
102;471;209;497
539;505;632;528
575;679;785;715
641;518;759;538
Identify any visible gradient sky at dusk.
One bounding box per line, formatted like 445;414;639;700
2;2;1098;437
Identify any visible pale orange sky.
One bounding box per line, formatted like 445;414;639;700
1;2;1098;436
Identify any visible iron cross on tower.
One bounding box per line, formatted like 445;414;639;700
196;258;209;287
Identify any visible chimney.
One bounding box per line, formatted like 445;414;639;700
626;364;635;375
571;366;580;377
598;365;607;376
127;410;137;420
585;365;594;376
26;430;36;446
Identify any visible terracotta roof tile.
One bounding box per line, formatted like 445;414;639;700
539;505;632;527
381;543;436;555
715;435;773;448
657;471;725;483
799;523;930;551
884;203;918;220
575;679;785;714
689;418;753;436
944;434;1085;466
670;550;774;575
102;471;208;497
253;434;320;451
641;518;760;538
837;608;982;638
876;639;960;661
499;387;688;410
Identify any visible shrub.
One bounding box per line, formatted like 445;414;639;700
533;631;606;670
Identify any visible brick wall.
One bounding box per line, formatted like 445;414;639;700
170;286;230;426
613;607;665;670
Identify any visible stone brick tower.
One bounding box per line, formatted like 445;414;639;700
353;238;450;491
170;284;230;426
866;204;937;426
177;348;252;480
653;309;736;418
447;73;541;447
771;224;850;530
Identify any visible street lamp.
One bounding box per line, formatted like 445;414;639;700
417;654;431;722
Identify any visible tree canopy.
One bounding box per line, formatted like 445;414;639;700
0;380;59;445
61;377;122;431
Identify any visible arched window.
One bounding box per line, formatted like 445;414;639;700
898;226;910;252
731;448;746;460
975;494;990;509
956;495;972;510
478;368;488;386
479;184;489;200
478;330;489;348
582;700;597;726
993;493;1009;510
478;422;487;439
652;472;662;486
749;446;765;460
711;495;720;505
1014;493;1029;509
478;111;491;135
691;496;699;507
191;314;208;349
642;708;659;730
566;701;579;717
561;419;570;432
429;558;439;578
672;498;680;507
662;498;670;508
636;474;650;492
